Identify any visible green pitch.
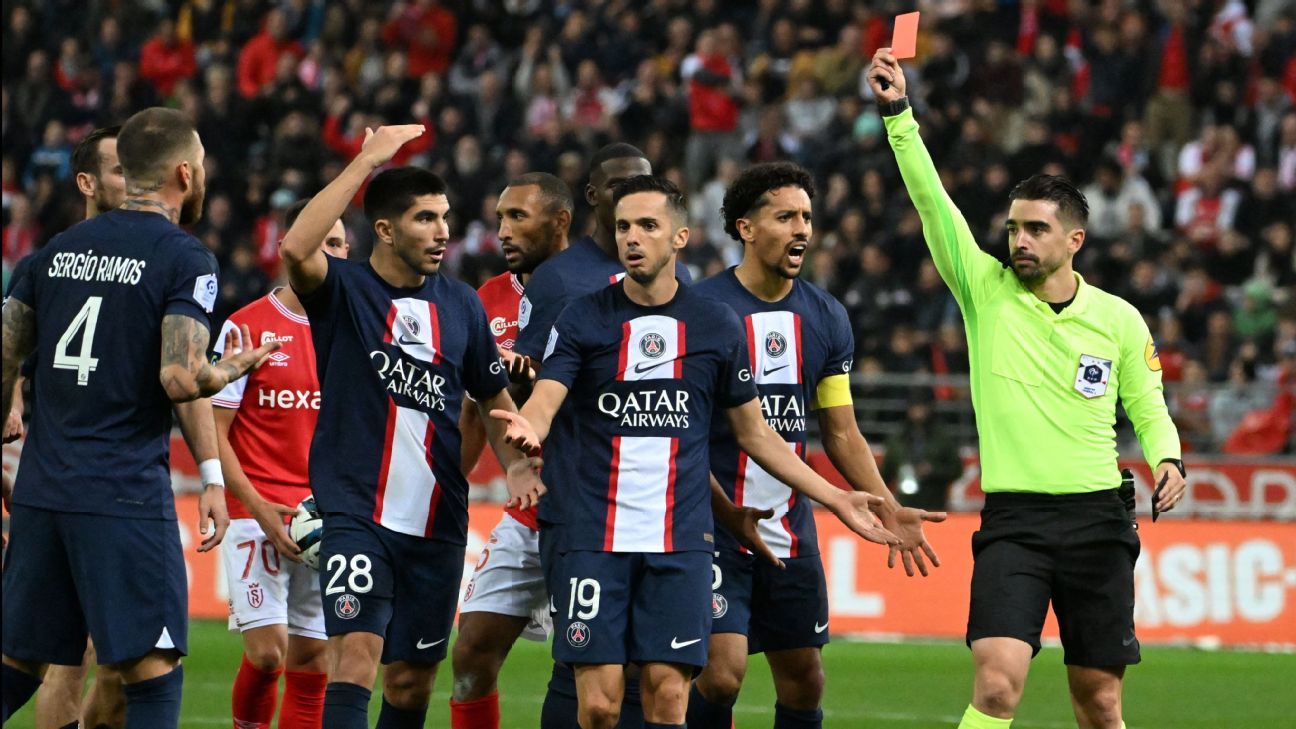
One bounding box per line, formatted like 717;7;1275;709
7;620;1294;727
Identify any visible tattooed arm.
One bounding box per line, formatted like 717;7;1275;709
2;298;36;422
159;315;281;403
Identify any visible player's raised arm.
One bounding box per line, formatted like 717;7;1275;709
158;317;280;402
1;297;36;422
279;124;425;295
868;49;1002;310
725;399;899;546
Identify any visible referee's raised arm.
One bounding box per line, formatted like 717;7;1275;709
867;49;1004;312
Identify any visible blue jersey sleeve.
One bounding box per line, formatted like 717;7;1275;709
821;297;855;379
165;235;219;327
5;252;37;301
514;266;568;359
537;302;586;390
463;291;510;401
716;308;758;409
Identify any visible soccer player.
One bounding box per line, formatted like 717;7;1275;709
491;175;898;729
450;172;572;729
688;161;948;729
868;51;1186;729
277;125;541;729
1;107;277;728
213;199;350;729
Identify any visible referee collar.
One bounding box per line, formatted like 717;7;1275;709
1020;271;1091;320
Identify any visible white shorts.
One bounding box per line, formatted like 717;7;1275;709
461;513;551;641
222;518;326;640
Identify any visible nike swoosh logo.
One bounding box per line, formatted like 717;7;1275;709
633;359;674;374
814;622;829;634
1122;634;1137;646
397;335;423;346
763;364;789;376
416;638;446;649
671;637;702;649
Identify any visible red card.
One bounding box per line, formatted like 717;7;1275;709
891;11;920;59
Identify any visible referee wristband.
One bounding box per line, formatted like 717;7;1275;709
198;459;224;488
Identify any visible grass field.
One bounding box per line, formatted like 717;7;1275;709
7;620;1295;728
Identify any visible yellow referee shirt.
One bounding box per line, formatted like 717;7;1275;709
885;108;1181;494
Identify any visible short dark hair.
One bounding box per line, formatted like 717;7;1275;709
588;142;646;178
506;172;573;214
71;125;121;178
363;167;448;222
284;199;310;228
721;162;816;242
1008;174;1089;228
611;175;687;223
116;108;199;186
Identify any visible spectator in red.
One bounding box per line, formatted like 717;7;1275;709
383;0;458;78
682;29;741;189
139;17;196;97
236;8;304;98
2;194;39;267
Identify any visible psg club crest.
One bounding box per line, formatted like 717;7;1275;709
639;332;666;359
246;582;264;609
567;620;591;648
765;331;787;358
397;314;423;345
712;592;728;619
334;593;361;620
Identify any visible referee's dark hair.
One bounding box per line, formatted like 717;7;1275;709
116;108;199;190
721;162;816;243
71;125;121;178
1009;174;1090;229
507;172;574;214
363;167;448;223
611;175;688;226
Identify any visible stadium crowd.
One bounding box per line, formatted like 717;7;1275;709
3;0;1293;454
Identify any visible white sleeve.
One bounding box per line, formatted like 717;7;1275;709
210;318;248;408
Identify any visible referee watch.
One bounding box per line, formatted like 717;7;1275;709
878;96;910;117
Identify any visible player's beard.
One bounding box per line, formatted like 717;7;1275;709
626;252;670;286
508;221;557;276
179;180;205;225
92;186;119;215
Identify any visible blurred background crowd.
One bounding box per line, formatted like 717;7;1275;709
3;0;1293;466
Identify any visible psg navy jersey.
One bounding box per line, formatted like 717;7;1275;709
299;257;508;543
695;269;855;558
539;280;757;553
514;235;692;528
7;209;218;519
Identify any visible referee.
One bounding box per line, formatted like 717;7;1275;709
868;50;1186;729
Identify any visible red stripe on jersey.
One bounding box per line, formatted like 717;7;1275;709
372;401;399;523
427;301;442;364
616;321;631;381
674;320;686;379
604;435;622;551
734;450;749;555
663;437;680;550
383;304;398;344
423;418;441;537
782;442;806;557
793;313;804;384
744;315;757;378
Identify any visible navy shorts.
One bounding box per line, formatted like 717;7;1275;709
967;490;1142;666
318;513;464;665
2;505;188;665
711;549;830;654
553;550;712;669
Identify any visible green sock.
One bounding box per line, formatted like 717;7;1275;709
958;704;1013;728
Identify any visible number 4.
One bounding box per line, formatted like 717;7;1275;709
54;296;103;385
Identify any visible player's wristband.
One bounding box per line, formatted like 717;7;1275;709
878;96;910;117
198;458;224;487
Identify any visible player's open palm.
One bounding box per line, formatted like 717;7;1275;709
489;409;542;456
220;323;281;377
196;484;230;552
831;491;901;546
251;498;304;562
361;124;426;167
504;456;547;510
884;506;947;577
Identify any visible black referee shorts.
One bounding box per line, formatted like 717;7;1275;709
966;489;1142;667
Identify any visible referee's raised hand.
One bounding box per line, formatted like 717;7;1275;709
867;48;907;103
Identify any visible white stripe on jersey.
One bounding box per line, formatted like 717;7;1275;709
374;405;439;537
620;315;684;382
747;311;801;386
735;443;800;558
389;297;441;364
607;435;676;552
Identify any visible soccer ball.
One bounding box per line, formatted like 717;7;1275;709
288;496;324;570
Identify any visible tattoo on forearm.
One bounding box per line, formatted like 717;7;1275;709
2;299;36;417
160;314;221;396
